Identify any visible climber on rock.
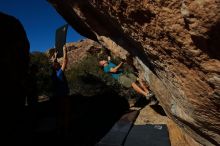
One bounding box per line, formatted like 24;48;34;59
99;56;156;102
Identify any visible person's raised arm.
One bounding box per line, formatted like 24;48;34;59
110;62;123;73
51;51;58;62
107;56;111;62
61;45;68;71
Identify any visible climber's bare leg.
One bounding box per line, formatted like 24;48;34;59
137;78;149;93
131;82;148;97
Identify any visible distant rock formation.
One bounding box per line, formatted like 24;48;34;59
47;39;102;68
48;0;220;145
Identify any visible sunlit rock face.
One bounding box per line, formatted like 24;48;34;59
48;0;220;145
46;39;101;67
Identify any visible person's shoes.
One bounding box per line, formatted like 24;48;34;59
149;97;159;106
145;91;154;100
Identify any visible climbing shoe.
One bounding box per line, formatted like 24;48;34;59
149;97;159;106
145;91;154;100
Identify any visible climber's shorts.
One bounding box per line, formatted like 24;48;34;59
118;73;137;88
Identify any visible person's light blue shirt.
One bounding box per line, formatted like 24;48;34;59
103;61;122;80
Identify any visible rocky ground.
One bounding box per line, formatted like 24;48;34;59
133;104;202;146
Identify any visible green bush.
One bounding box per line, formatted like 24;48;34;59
28;48;140;100
66;54;118;96
66;53;139;99
29;52;53;97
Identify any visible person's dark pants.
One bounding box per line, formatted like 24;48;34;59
54;95;71;138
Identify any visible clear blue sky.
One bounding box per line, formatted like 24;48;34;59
0;0;85;52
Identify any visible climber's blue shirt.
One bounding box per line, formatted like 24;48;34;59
103;61;123;80
52;68;69;97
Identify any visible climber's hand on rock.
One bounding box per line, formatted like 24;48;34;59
121;58;126;63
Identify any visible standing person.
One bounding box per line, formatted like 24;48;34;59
99;56;154;100
51;45;70;138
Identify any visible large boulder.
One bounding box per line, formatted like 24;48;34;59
0;12;30;144
47;0;220;145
